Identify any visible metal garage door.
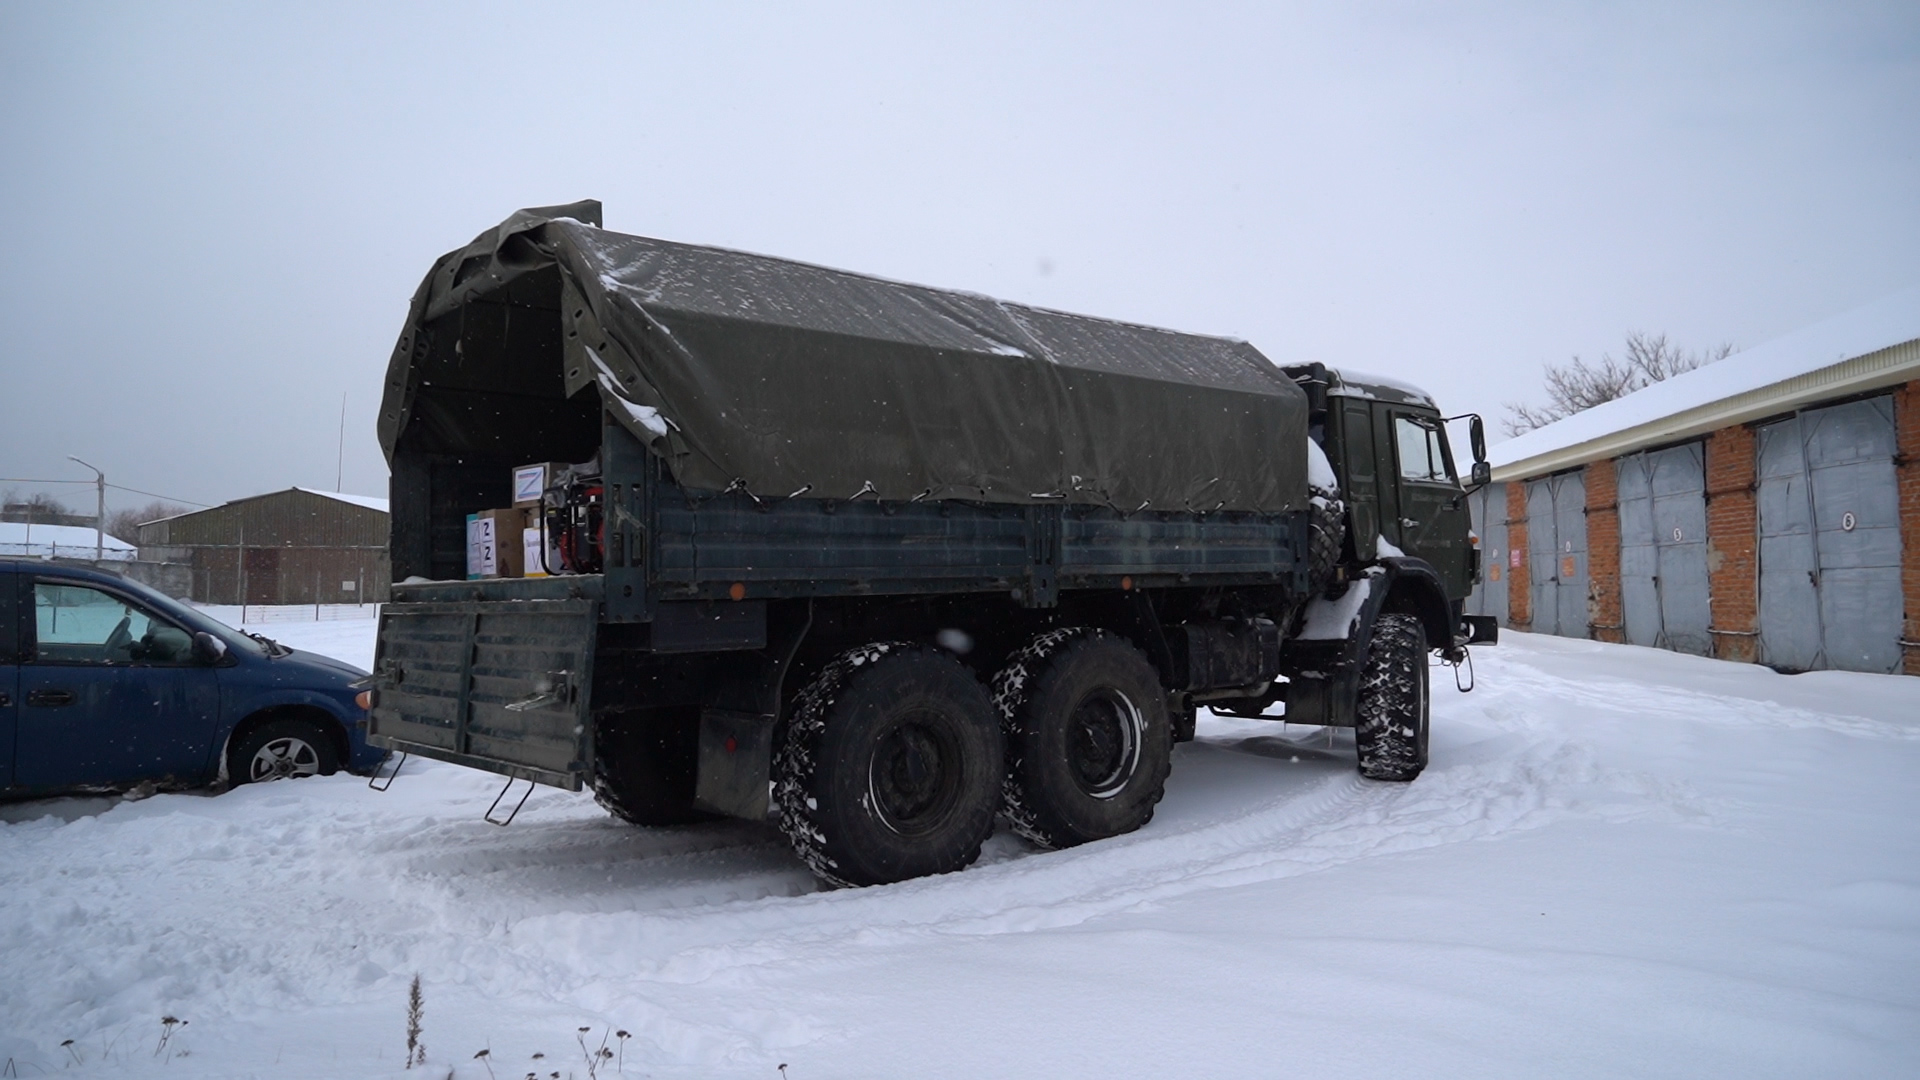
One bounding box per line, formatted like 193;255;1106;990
1617;443;1712;656
1756;396;1903;674
1466;484;1508;624
1526;471;1588;638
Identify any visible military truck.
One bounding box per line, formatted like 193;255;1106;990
365;201;1496;887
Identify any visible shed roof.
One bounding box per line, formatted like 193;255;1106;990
140;487;390;528
1491;285;1920;481
293;488;390;514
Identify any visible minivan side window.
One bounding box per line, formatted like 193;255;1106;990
33;583;195;665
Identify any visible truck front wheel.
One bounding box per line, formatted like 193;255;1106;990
774;643;1004;887
1354;613;1430;781
993;629;1172;849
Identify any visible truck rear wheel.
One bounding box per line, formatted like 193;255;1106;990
1354;613;1430;781
592;707;714;826
993;629;1172;849
774;643;1004;887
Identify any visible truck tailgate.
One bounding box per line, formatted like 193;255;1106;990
367;599;598;790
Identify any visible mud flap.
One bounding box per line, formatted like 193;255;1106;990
693;708;777;820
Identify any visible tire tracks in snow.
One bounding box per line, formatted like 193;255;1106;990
496;725;1691;993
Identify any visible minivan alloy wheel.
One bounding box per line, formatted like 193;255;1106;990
249;735;322;782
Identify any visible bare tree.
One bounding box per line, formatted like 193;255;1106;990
1504;331;1734;435
1;489;74;520
107;500;190;543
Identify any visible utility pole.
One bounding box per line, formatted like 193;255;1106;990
336;393;347;491
238;518;247;622
68;455;105;563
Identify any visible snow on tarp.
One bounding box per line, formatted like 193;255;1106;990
0;521;136;560
378;201;1311;513
1492;285;1920;469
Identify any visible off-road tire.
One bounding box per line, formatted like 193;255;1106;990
774;643;1004;887
992;629;1173;850
230;718;339;785
1354;613;1430;781
592;707;715;826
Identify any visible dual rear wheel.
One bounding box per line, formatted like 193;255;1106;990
774;630;1174;886
992;629;1172;850
703;615;1432;887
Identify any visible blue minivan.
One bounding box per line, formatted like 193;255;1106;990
0;559;386;798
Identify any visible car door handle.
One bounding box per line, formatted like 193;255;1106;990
1399;517;1420;529
27;689;74;707
0;692;9;707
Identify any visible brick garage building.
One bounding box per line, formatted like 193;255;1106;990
1474;290;1920;675
135;488;391;605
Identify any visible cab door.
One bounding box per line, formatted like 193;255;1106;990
1334;398;1382;561
1382;407;1473;600
15;577;220;791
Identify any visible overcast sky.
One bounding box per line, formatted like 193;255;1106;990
2;1;1916;519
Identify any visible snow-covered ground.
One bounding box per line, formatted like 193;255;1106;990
3;615;1916;1079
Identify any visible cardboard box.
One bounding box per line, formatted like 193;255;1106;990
466;514;494;579
521;508;561;576
512;462;570;508
465;509;526;578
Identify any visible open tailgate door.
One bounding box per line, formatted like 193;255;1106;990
367;599;598;790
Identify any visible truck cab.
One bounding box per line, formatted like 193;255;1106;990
1289;363;1486;611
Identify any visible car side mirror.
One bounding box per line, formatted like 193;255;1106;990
192;631;228;664
1471;461;1492;487
1469;415;1487;464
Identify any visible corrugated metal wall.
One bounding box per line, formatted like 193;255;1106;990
142;490;386;548
136;490;389;604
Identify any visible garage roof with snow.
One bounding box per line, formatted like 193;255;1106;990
1491;286;1920;481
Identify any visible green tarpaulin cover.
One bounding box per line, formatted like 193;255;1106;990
379;201;1309;513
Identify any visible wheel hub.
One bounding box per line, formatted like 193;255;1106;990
1067;688;1143;799
250;737;320;783
868;713;962;836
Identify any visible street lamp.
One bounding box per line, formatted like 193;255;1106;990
68;456;105;564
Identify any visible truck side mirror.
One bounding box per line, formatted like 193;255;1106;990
1469;415;1487;464
1471;460;1492;487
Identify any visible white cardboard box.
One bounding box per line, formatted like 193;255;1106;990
466;514;496;579
513;462;569;508
522;510;561;576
